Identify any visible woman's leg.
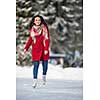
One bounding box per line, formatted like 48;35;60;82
33;61;40;79
32;61;40;88
42;60;48;84
42;60;48;75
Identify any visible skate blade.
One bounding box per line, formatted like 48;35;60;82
32;86;36;88
32;84;37;88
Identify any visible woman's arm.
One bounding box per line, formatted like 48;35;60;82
43;25;50;54
24;35;32;51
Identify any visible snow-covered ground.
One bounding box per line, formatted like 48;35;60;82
16;63;83;80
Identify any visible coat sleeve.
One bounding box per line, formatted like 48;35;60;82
43;26;50;51
24;35;32;51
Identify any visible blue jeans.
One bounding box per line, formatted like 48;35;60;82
33;60;48;79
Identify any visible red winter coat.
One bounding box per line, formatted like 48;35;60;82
24;24;50;61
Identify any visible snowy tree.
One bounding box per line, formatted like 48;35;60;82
16;0;83;67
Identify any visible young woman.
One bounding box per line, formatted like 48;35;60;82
24;15;50;88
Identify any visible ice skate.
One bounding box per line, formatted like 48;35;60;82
42;75;46;85
32;79;37;88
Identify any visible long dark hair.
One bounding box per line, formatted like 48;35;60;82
29;15;49;32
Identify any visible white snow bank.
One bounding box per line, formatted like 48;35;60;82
16;63;83;80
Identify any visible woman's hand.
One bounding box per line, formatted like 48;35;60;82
24;49;27;54
21;49;27;59
44;50;48;55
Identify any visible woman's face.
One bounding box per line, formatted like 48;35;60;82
34;17;41;26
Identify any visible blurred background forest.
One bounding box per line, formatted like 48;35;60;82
16;0;83;68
